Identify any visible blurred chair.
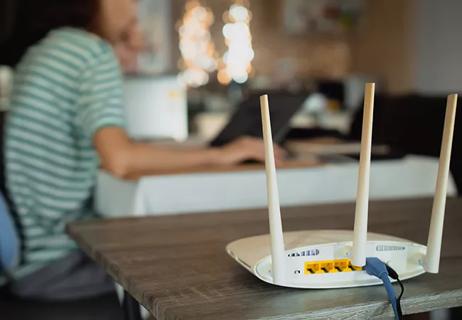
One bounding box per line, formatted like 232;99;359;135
0;110;20;286
0;191;20;279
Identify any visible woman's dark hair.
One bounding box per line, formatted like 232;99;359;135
0;0;99;66
23;0;99;33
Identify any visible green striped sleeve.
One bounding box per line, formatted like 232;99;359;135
76;48;125;139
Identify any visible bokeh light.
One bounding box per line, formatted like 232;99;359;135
218;2;254;85
178;1;217;87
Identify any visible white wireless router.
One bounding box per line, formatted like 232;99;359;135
226;84;458;288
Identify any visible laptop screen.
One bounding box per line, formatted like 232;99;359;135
210;92;308;147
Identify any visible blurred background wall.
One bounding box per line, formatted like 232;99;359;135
413;0;462;94
2;0;462;95
169;0;462;95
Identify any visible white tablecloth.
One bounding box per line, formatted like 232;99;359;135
95;155;457;217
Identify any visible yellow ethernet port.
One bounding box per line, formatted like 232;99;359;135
334;259;352;272
305;262;325;274
304;259;363;275
321;261;337;273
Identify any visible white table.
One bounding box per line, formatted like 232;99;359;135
95;155;457;217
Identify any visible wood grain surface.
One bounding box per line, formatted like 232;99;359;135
67;198;462;319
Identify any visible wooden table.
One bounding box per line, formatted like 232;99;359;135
67;198;462;319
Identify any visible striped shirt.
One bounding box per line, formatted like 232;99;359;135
5;27;125;277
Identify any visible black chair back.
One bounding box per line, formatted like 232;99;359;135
349;94;462;194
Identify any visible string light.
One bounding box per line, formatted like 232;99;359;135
178;1;217;87
218;2;254;85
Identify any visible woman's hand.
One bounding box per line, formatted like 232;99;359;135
95;128;285;179
214;136;286;166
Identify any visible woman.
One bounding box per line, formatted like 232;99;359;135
5;0;283;300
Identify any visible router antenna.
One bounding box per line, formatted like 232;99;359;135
260;94;286;285
424;94;458;273
352;83;375;267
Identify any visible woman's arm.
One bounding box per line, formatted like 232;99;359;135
94;127;284;178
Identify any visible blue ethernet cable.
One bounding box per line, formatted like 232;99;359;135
364;257;402;320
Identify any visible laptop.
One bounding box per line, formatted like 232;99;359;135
210;92;307;147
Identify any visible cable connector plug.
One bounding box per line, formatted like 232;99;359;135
364;257;389;280
364;257;401;320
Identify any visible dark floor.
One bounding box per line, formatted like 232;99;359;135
0;287;461;320
0;290;124;320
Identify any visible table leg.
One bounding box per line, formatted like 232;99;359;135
123;290;142;320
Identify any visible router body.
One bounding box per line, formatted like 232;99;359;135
225;87;458;289
227;230;426;288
